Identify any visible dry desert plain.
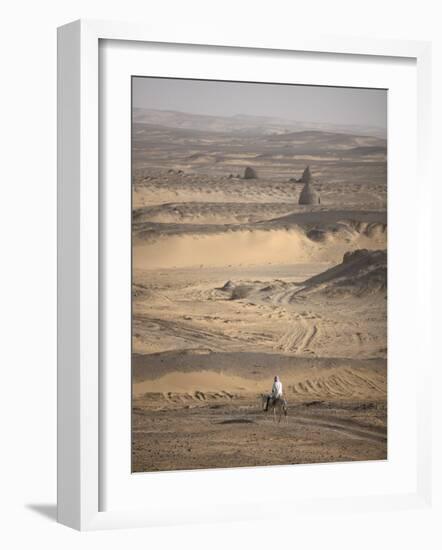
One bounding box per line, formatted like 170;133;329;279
131;110;387;472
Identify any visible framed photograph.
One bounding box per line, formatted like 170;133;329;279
57;19;432;530
130;76;389;474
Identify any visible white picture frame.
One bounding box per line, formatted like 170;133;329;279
57;19;433;531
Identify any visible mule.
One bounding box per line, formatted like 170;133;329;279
261;394;288;424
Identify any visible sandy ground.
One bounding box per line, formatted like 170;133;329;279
131;109;387;472
132;396;387;472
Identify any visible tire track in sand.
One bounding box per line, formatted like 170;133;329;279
276;316;318;354
294;413;387;443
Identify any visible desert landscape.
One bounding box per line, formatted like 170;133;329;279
131;80;387;472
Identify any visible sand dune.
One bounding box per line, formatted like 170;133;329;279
133;224;386;269
133;351;386;401
132;201;296;225
134;229;314;268
133;366;386;400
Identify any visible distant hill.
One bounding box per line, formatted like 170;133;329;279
132;108;387;139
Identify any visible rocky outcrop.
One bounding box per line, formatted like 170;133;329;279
298;249;387;298
298;166;320;205
243;166;258;179
299;181;320;205
299;165;312;183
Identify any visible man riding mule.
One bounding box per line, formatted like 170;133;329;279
265;375;283;410
262;376;288;423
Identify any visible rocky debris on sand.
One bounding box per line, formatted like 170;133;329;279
220;280;235;291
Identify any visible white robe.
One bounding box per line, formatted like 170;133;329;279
271;380;283;398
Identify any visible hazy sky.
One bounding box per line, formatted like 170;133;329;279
133;77;387;130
